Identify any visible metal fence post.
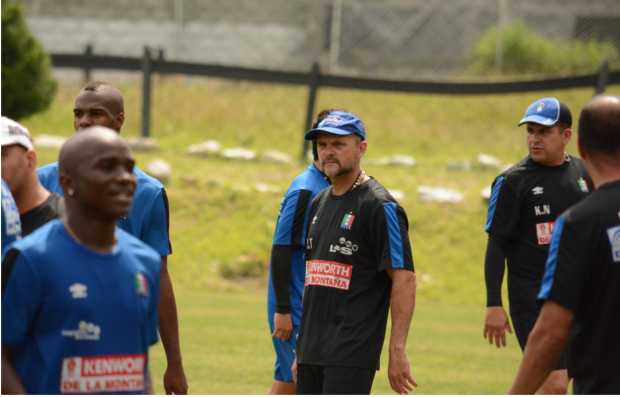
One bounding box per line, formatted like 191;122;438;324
594;59;609;95
141;46;152;138
83;43;93;84
301;62;321;161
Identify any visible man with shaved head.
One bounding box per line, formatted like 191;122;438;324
2;127;161;394
37;81;187;394
510;95;620;394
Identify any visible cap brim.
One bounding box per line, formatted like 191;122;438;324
518;115;556;126
0;136;32;150
305;126;359;140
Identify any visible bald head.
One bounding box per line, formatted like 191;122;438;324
80;81;124;114
59;126;127;177
74;82;125;132
578;95;620;160
59;126;136;220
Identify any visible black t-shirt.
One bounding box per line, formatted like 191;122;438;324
21;193;64;237
537;180;620;394
485;155;591;309
297;177;414;369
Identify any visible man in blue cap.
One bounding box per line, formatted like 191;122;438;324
295;110;417;394
483;97;592;393
509;95;620;394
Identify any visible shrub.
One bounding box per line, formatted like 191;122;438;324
2;0;57;120
468;20;619;77
218;254;267;279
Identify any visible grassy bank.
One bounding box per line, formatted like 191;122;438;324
22;76;618;393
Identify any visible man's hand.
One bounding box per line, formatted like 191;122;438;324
484;306;512;348
272;312;293;341
163;362;188;394
388;349;417;394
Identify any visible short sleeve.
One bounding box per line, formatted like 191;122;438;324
370;201;414;272
1;249;42;346
485;175;520;239
36;163;63;195
537;215;588;312
142;188;171;257
273;189;313;247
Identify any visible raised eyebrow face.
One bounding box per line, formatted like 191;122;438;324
89;146;135;170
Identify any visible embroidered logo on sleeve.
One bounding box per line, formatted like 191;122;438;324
305;260;352;290
60;354;145;393
536;222;555;245
607;226;620;263
577;178;589;192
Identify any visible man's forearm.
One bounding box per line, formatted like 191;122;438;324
484;235;507;307
270;245;295;313
158;257;183;366
389;270;417;352
2;348;26;394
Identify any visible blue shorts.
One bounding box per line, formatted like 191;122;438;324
268;310;299;382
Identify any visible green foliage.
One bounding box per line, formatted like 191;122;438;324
29;79;617;304
218;254;267;279
469;19;619;76
1;0;57;120
25;79;619;393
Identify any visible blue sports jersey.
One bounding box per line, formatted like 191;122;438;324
38;162;171;256
1;179;21;258
267;164;329;324
1;219;161;394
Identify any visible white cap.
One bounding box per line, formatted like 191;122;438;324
0;116;33;150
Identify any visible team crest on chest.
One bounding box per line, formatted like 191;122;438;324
577;178;589;192
340;212;356;230
135;273;149;297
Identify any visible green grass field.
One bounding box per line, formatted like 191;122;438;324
22;76;619;393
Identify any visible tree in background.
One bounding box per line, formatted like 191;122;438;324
469;20;619;77
2;0;57;120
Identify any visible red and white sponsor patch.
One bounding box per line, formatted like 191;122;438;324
536;221;555;245
305;259;352;290
60;354;145;393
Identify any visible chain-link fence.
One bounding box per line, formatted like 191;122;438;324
21;0;620;79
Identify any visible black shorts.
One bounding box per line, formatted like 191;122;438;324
297;364;376;394
510;308;568;370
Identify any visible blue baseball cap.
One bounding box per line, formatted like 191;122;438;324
305;110;367;140
518;97;572;127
